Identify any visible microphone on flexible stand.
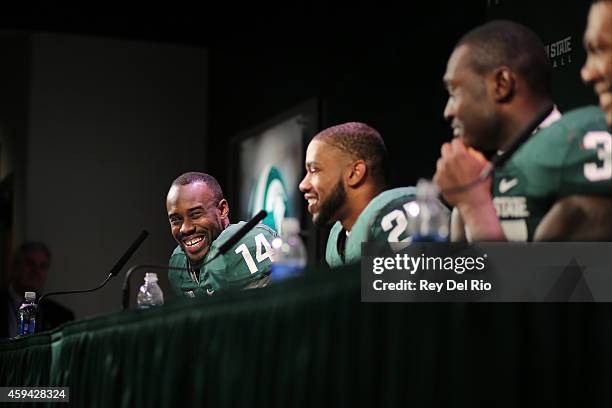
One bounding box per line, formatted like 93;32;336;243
37;230;149;330
121;210;268;309
215;210;268;256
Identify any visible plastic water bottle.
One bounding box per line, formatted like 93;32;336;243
271;217;307;281
18;291;38;336
136;273;164;309
408;178;450;242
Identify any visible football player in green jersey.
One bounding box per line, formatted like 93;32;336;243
535;0;612;240
299;122;429;267
582;0;612;127
434;20;612;242
166;172;276;297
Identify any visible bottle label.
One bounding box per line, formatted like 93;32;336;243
411;233;448;243
18;319;36;336
271;263;304;282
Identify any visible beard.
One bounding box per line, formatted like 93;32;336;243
313;178;347;227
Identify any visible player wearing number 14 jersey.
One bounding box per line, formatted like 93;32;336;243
166;172;277;297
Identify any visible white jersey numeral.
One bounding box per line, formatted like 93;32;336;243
255;233;274;262
380;205;414;243
583;131;612;181
235;233;273;274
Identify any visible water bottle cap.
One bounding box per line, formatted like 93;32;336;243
144;272;158;282
24;291;36;301
281;217;300;235
416;178;439;199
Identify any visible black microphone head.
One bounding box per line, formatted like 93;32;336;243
109;230;149;277
253;210;267;223
216;210;268;255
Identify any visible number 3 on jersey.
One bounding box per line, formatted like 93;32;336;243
234;233;274;274
583;130;612;181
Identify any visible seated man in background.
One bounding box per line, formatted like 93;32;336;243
433;20;612;242
299;122;447;267
1;242;74;338
166;172;277;297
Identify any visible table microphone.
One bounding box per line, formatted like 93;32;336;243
37;230;149;327
216;210;268;255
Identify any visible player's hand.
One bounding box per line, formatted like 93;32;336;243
433;138;492;207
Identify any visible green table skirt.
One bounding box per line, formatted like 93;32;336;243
1;265;611;407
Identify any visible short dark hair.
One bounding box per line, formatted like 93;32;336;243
171;172;224;202
457;20;552;98
314;122;387;182
12;241;51;266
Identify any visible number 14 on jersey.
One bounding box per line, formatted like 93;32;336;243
234;233;274;274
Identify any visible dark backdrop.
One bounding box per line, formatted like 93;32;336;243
208;6;487;196
206;5;486;258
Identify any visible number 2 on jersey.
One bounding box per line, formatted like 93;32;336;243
234;233;274;274
380;203;414;242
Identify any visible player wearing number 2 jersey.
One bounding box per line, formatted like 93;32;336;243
299;122;437;267
325;187;416;267
166;172;276;297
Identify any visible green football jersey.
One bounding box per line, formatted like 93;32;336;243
492;106;612;241
326;187;417;268
168;222;277;297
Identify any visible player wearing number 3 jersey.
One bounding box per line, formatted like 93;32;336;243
492;106;612;241
166;172;277;297
434;20;612;242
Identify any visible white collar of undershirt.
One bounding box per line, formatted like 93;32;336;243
496;105;562;155
537;105;562;130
